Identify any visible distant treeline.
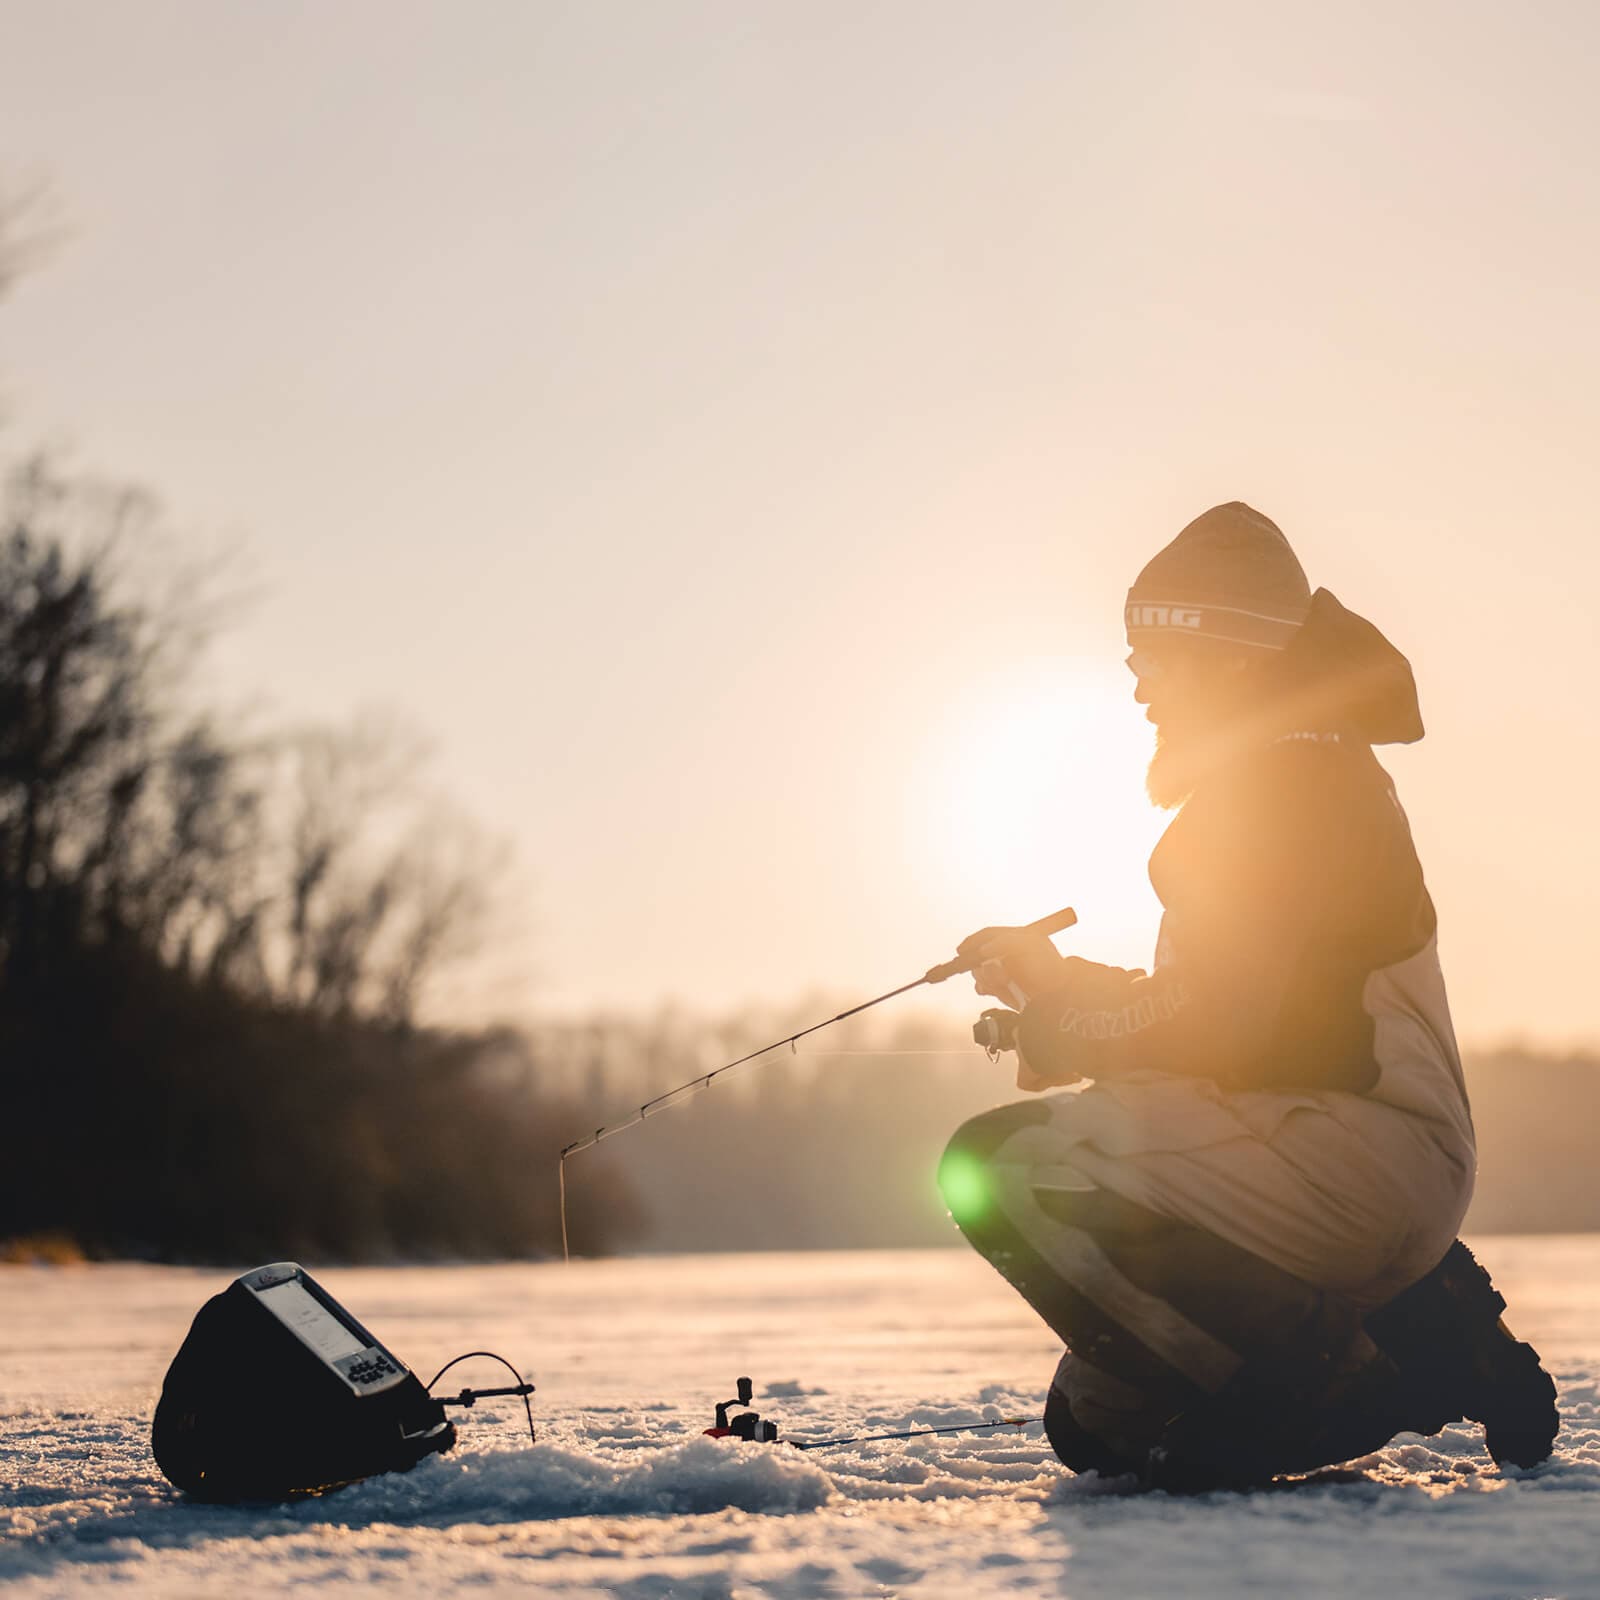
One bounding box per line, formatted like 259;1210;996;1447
0;456;637;1262
1;942;644;1261
1466;1048;1600;1234
536;1013;1600;1251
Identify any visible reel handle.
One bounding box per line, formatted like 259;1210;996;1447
922;905;1078;985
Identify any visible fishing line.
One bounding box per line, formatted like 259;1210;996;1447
791;1415;1041;1451
785;1049;987;1059
556;906;1077;1260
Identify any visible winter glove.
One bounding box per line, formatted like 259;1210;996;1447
1012;955;1152;1086
971;1005;1062;1093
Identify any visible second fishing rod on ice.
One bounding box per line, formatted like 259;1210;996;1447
558;905;1078;1252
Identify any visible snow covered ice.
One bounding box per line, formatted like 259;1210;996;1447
3;1239;1596;1598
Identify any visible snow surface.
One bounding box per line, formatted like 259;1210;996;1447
2;1238;1597;1598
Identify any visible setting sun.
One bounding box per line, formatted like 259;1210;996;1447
914;658;1168;973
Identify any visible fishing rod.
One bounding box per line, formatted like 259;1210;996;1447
557;905;1078;1259
699;1375;1039;1451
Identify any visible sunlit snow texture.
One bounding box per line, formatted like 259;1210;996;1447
2;1239;1596;1598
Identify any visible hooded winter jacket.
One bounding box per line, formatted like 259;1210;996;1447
1014;590;1471;1131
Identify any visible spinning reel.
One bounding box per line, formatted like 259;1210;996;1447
972;1007;1019;1059
703;1376;780;1443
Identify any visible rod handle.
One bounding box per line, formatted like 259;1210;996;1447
922;905;1078;985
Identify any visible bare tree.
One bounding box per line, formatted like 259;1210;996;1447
0;459;498;1028
269;717;498;1025
0;174;62;302
0;460;163;974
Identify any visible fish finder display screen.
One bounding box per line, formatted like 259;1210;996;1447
255;1279;367;1364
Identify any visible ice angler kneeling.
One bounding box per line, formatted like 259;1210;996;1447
939;502;1559;1490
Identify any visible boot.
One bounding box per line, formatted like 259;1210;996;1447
1042;1382;1143;1479
1144;1330;1410;1489
1364;1240;1559;1468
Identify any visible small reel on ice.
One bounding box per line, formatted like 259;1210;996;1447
704;1376;780;1443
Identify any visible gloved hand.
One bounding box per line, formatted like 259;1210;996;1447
973;1006;1069;1093
957;924;1068;1006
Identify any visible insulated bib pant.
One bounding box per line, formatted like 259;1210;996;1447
940;1093;1461;1482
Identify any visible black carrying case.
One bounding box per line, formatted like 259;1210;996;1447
152;1262;455;1501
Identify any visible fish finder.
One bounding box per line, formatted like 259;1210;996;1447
152;1262;456;1501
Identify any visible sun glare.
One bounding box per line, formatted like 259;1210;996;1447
914;661;1168;973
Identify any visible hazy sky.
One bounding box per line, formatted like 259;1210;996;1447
3;0;1597;1044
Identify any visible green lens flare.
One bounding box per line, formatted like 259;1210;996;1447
938;1151;990;1224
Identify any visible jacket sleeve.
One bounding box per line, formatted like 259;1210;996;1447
1014;744;1432;1094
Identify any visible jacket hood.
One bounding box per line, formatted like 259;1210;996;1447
1272;588;1424;746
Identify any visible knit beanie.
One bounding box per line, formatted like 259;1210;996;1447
1125;502;1311;654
